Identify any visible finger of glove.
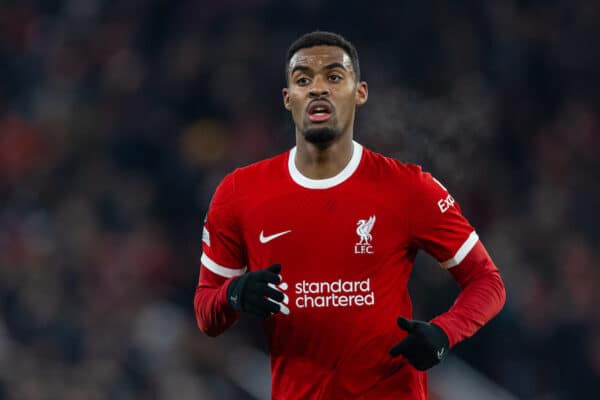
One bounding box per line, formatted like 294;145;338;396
256;283;285;303
266;264;281;274
252;297;282;315
390;335;417;357
244;291;280;312
268;283;289;304
253;269;281;285
396;317;417;332
244;296;280;316
269;298;290;315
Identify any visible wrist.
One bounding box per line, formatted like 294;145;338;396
223;276;242;310
429;316;456;348
429;322;450;350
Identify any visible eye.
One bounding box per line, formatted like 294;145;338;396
328;74;342;82
296;77;310;86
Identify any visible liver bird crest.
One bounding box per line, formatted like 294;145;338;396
356;215;376;245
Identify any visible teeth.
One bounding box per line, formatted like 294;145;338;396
310;104;329;114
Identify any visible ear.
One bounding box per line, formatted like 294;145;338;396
282;88;291;111
355;81;368;106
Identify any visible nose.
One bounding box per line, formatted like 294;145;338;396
309;76;330;98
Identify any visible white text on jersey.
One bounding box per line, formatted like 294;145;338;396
294;278;375;308
438;194;455;213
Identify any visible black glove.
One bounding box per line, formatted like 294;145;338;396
226;264;285;318
389;317;449;371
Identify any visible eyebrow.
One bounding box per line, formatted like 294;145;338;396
290;65;311;75
323;62;347;71
290;62;349;76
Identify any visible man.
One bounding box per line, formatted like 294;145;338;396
194;31;505;399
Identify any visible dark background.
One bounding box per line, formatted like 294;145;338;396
1;0;599;399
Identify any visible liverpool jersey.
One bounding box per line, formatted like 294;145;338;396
196;141;480;399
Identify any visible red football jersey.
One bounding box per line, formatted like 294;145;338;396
197;141;479;399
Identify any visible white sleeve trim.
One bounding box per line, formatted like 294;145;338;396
202;227;210;246
201;253;246;278
440;231;479;269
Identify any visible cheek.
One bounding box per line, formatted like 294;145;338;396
335;85;355;100
337;91;357;113
291;100;305;119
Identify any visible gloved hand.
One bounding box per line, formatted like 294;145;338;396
226;264;289;318
389;317;449;371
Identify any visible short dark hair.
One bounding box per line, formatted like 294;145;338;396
286;31;361;82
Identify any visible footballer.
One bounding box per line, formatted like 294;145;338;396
194;31;506;399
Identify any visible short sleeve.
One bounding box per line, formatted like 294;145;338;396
409;168;478;269
201;171;247;278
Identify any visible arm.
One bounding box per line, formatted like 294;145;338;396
193;172;245;336
194;260;287;336
430;240;506;347
193;172;286;336
194;264;239;337
390;168;505;370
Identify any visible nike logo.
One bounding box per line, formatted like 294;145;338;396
259;230;292;244
437;348;445;360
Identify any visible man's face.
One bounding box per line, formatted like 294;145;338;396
282;46;368;144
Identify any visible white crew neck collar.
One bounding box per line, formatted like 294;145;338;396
288;141;363;189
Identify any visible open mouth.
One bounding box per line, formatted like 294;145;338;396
307;100;333;122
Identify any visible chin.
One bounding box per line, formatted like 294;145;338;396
303;127;338;144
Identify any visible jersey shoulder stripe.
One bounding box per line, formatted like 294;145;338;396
439;231;479;269
201;253;246;278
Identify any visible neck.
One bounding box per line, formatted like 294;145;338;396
293;132;354;179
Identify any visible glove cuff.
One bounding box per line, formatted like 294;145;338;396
226;275;245;311
429;322;450;360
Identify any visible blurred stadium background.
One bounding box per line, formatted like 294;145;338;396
1;0;599;399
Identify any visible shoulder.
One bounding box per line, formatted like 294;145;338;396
214;151;289;199
361;146;428;183
360;146;449;204
234;151;289;187
235;151;289;180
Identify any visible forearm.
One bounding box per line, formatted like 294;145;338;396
430;241;506;347
194;270;240;337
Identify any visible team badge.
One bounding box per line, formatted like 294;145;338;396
355;215;376;254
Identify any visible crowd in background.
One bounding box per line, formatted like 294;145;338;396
1;0;599;399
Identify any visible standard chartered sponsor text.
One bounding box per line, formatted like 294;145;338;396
295;278;375;308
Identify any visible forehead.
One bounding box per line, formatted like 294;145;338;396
288;45;353;73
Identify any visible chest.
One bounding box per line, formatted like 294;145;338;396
239;188;412;279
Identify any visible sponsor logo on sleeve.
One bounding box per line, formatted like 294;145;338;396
437;194;455;213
